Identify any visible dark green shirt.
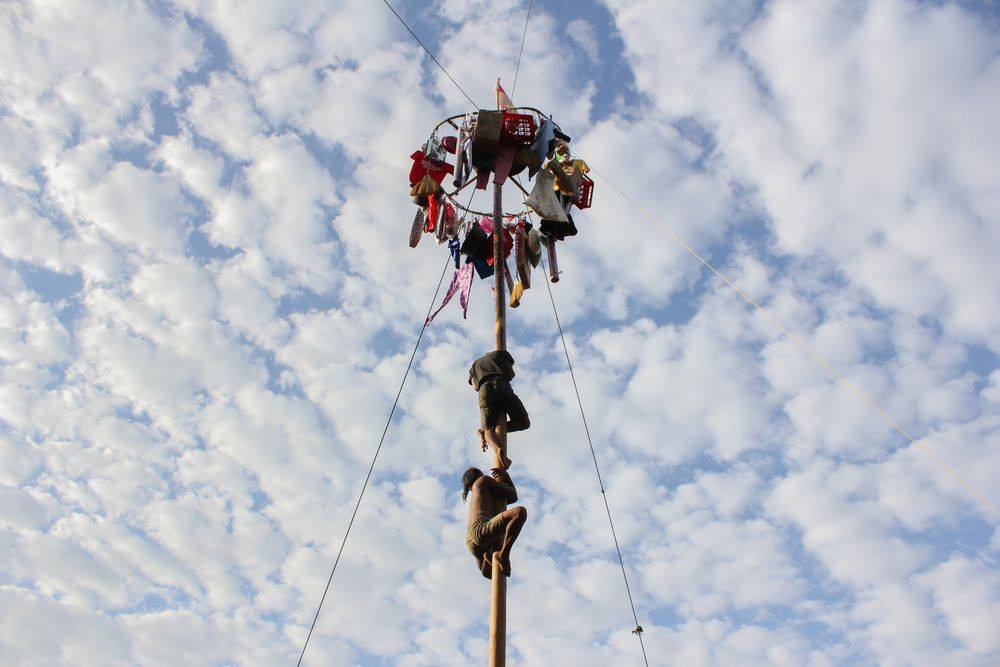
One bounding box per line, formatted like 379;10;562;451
468;350;515;390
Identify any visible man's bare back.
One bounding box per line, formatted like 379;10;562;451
462;467;527;578
467;473;512;527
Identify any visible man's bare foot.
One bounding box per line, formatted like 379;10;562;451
477;429;488;452
480;553;492;579
495;550;511;577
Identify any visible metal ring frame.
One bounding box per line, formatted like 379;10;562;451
425;107;558;218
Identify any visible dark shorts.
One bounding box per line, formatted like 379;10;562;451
467;513;507;556
478;378;528;429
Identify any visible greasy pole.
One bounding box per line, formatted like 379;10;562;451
489;179;508;667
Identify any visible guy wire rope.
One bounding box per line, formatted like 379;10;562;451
295;186;479;666
381;0;478;107
540;251;651;667
511;0;533;101
509;5;651;654
295;255;449;667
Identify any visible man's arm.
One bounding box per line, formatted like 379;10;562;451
485;468;517;503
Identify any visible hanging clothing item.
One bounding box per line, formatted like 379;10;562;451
460;119;476;187
529;119;556;178
426;195;440;232
510;146;536;177
448;236;461;269
540;214;578;241
460;221;490;260
442;202;457;237
435;200;450;243
459;263;474;313
426;263;475;325
513;219;535;288
472;110;502;170
473;216;513;266
475;166;491;190
409;150;454;185
453;126;468;189
525;169;568;222
543;213;579;240
486;227;514;266
408;208;424;248
526;226;542;267
493;144;516;185
551;157;590;196
471;256;493;279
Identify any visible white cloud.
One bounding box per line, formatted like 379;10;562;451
566;19;600;63
1;0;997;664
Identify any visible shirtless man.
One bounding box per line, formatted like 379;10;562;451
462;467;528;578
469;350;530;469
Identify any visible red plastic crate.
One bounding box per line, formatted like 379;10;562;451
500;112;536;144
574;175;594;209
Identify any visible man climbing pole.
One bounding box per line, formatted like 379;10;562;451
462;467;528;579
469;350;530;469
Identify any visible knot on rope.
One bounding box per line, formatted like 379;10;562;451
632;625;644;636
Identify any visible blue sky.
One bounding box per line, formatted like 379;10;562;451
1;1;999;665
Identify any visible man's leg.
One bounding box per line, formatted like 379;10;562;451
495;506;527;577
506;414;530;433
484;426;511;469
479;385;512;468
501;385;530;434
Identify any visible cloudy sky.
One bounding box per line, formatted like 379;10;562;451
2;0;999;664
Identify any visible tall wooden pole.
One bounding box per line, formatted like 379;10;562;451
492;182;506;352
488;180;508;667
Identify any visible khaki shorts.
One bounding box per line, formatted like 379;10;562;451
478;378;528;430
466;513;507;556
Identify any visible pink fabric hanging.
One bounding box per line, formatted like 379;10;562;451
426;263;475;325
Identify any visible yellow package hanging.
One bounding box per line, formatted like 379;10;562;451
410;174;440;197
509;280;524;308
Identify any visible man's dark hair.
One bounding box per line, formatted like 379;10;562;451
462;467;483;502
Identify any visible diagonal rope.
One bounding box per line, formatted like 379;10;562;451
295;183;480;667
541;255;650;667
381;0;479;107
590;166;998;517
294;254;452;667
510;0;533;101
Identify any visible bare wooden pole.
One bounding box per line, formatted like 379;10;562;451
493;182;506;352
489;551;507;667
489;179;508;667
